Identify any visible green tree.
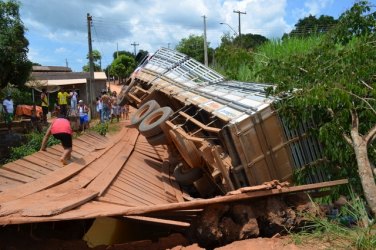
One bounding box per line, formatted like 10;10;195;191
0;0;32;88
112;50;134;60
83;49;101;72
110;54;136;83
176;34;213;64
214;33;253;80
135;49;149;64
234;33;269;50
82;63;101;72
260;1;376;216
284;14;338;38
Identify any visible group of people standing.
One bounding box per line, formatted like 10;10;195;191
96;90;129;123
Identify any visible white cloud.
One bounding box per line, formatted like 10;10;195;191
305;0;334;15
19;0;341;70
292;0;335;20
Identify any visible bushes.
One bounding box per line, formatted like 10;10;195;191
6;131;59;163
91;122;109;136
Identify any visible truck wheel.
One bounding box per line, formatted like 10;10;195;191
169;129;203;168
130;100;160;127
147;132;168;146
139;107;173;138
173;164;203;185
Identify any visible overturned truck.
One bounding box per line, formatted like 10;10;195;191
119;48;328;197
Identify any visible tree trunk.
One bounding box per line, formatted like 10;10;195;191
351;130;376;217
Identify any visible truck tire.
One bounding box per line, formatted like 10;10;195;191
173;164;203;185
169;129;203;168
139;107;173;138
147;132;168;146
130;100;160;127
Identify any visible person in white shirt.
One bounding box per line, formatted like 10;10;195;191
70;89;78;111
96;96;103;123
2;94;14;132
78;100;89;131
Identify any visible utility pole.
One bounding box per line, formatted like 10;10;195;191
233;10;246;46
131;42;139;56
202;15;208;67
116;42;119;58
87;13;95;114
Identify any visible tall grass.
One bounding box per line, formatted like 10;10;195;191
293;189;375;249
248;36;323;82
213;36;324;83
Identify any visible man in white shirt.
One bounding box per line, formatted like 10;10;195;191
2;94;14;132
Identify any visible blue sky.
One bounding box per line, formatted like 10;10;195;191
18;0;373;72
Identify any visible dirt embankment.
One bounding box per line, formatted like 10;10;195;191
186;193;314;249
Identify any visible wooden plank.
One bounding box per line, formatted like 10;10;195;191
0;130;129;216
114;175;174;203
21;189;99;216
49;146;84;159
70;140;95;152
1;179;347;225
120;165;165;190
4;179;347;225
73;137;98;149
23;155;60;171
0;176;24;192
87;132;138;195
0;147;110;203
124;215;190;228
32;152;64;167
108;186;155;205
37;151;61;161
134;149;166;161
96;196;138;207
104;186;150;206
76;135;107;148
54;144;89;156
0;169;34;183
0;126;125;211
1;163;44;179
14;159;53;175
85;132;110;142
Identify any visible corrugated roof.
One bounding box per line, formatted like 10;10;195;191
25;78;87;87
26;71;107;88
94;71;107;80
32;66;72;72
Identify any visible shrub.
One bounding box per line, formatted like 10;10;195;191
6;131;59;163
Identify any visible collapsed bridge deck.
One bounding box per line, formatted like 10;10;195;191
0;117;347;226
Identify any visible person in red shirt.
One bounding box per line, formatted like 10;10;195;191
40;115;73;165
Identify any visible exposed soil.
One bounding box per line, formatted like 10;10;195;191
187;193;315;249
0;193;318;250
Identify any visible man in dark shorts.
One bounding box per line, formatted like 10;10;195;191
40;115;73;165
